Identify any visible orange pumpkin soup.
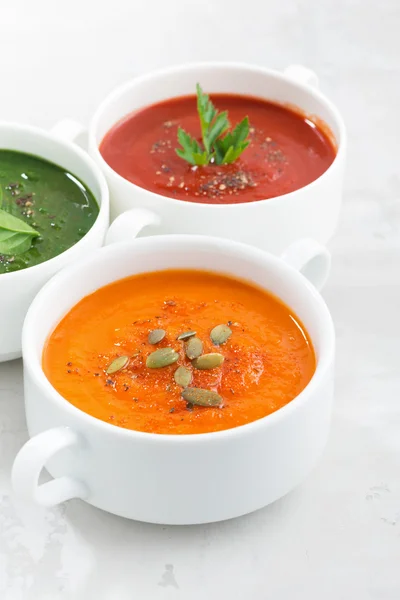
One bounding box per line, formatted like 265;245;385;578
42;270;316;435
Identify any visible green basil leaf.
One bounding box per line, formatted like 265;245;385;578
0;232;36;255
0;203;39;256
0;208;39;236
0;229;17;242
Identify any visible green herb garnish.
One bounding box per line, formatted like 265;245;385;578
0;186;39;256
176;84;250;166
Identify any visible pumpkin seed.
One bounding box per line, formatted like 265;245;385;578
146;347;179;368
181;387;223;407
185;336;203;360
192;353;224;370
174;365;192;387
210;324;232;345
177;330;197;341
148;328;166;344
106;355;129;375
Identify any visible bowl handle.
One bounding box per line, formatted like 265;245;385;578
283;65;319;89
12;427;87;507
50;119;87;145
105;208;161;245
281;239;331;291
50;121;163;243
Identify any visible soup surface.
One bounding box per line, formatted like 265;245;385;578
0;150;99;274
43;269;316;435
100;94;336;204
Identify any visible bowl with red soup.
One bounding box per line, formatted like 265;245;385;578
76;62;345;254
13;232;334;524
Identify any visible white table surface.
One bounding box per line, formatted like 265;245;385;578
1;1;400;598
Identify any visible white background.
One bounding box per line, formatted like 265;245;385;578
1;0;400;598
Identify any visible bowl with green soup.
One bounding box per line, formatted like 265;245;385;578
0;122;111;361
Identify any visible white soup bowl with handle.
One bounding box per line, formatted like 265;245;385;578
12;229;335;525
0;122;110;362
73;62;346;254
0;123;158;362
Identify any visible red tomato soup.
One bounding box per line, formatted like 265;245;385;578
100;94;337;204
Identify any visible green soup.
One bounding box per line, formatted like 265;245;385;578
0;150;99;274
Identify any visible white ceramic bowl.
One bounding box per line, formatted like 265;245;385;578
80;62;345;254
0;122;110;362
13;232;335;525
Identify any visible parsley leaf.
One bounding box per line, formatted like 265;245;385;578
175;84;250;166
214;117;250;164
176;128;208;166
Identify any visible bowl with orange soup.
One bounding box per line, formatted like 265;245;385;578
13;233;334;524
57;62;345;254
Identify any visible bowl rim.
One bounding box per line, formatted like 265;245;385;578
0;121;109;283
22;234;335;445
89;60;347;210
